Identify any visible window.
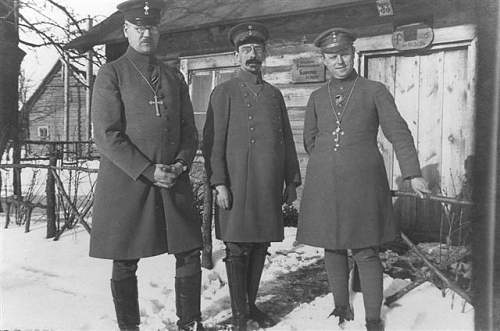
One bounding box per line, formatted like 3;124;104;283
37;126;49;139
189;67;239;136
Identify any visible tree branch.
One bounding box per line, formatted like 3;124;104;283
44;0;85;36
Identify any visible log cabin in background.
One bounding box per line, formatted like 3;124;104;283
65;0;477;241
19;59;93;159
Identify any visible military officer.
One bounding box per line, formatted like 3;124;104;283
90;1;203;330
202;22;301;330
296;28;429;331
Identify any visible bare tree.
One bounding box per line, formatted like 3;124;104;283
13;0;106;87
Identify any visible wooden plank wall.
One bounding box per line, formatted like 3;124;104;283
262;43;324;175
366;46;475;240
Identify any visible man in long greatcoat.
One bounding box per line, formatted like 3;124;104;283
203;22;301;330
296;28;429;331
90;1;203;330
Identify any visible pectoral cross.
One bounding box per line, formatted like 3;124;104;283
149;94;163;117
332;126;344;149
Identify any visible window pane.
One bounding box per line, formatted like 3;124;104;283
190;71;213;114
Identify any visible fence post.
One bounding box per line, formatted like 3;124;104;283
46;144;57;238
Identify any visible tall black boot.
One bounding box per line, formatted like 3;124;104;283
110;276;140;331
175;272;204;331
366;318;384;331
247;246;274;328
225;255;249;331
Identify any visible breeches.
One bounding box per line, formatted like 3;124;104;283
112;249;201;281
225;242;270;258
324;246;383;320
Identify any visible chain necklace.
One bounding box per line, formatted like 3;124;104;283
126;57;163;117
327;76;358;150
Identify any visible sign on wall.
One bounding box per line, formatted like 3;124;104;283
392;23;434;51
291;58;325;83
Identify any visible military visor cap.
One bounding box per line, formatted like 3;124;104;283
229;22;269;48
117;0;164;26
314;27;356;53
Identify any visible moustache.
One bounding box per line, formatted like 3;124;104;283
246;59;262;65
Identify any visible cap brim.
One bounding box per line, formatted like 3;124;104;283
321;44;352;53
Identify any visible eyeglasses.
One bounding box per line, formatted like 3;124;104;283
239;45;265;55
127;24;159;34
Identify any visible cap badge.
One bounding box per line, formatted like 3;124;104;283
248;25;253;36
144;1;150;15
331;32;337;43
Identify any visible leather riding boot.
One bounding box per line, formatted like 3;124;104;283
110;276;140;331
366;318;384;331
225;255;249;331
247;246;274;328
175;272;204;331
328;305;354;326
351;263;362;292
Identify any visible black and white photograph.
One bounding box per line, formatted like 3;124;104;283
0;0;499;330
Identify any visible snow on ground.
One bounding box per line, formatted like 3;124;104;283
0;218;473;331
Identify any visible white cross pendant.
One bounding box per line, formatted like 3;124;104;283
149;95;164;117
333;126;344;142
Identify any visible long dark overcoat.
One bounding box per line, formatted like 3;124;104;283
203;70;301;243
297;72;421;250
90;47;202;260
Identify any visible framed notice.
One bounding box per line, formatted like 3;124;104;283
392;23;434;51
291;58;325;83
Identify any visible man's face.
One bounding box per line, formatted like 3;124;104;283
322;46;355;79
235;43;266;73
123;21;160;54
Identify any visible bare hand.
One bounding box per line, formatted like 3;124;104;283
410;177;431;198
215;185;232;210
282;183;297;205
153;164;177;189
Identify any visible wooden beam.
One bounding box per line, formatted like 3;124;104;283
472;0;500;329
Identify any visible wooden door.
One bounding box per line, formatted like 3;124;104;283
365;46;475;241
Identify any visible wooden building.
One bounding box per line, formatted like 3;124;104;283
20;59;91;158
66;0;477;240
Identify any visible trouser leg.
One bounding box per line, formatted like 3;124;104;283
224;242;250;331
324;249;354;324
111;259;140;331
175;249;204;331
246;243;274;327
352;247;384;330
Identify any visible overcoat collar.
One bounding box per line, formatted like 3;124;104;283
237;69;263;85
125;46;158;68
124;46;174;102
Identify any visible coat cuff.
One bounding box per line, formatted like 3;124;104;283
140;163;155;182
